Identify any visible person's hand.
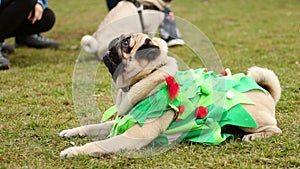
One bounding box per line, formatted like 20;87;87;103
27;3;44;24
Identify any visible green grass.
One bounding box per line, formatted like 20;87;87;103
1;0;299;168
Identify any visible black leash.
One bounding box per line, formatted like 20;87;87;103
126;0;160;33
126;0;145;33
137;4;146;33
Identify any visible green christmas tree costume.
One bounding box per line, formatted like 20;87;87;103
105;68;267;146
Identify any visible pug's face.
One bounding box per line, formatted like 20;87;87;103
103;33;168;89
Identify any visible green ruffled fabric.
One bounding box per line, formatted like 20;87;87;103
108;68;266;145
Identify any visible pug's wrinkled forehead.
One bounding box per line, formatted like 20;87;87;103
116;33;160;59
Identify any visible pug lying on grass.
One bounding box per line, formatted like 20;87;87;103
59;33;282;158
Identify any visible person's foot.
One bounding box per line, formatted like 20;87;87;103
15;34;59;49
163;33;185;47
1;42;14;54
159;9;185;47
0;51;9;70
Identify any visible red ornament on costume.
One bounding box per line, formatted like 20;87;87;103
221;70;227;76
175;105;185;122
195;106;208;119
165;76;179;101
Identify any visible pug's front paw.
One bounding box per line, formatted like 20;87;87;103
60;146;83;158
59;127;85;138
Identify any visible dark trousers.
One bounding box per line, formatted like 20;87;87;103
106;0;121;11
0;0;56;42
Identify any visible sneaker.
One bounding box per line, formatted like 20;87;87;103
1;42;14;54
159;8;185;47
15;34;59;49
0;51;9;70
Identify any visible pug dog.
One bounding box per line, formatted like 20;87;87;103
59;33;282;158
80;0;171;61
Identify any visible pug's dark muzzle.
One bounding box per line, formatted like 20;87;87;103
103;37;123;79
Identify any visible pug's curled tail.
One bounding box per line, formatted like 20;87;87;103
81;35;98;54
247;66;281;103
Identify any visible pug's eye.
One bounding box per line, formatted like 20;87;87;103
121;37;132;53
121;38;130;48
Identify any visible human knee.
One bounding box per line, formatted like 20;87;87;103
41;8;56;31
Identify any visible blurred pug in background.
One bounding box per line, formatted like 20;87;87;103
80;0;184;61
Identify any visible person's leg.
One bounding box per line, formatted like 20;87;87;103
106;0;122;11
0;0;36;41
14;8;59;49
0;0;36;70
0;0;15;54
12;8;55;37
159;8;184;47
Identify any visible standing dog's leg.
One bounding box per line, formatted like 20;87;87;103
60;111;174;158
59;121;115;138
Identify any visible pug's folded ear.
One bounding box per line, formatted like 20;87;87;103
135;38;161;61
151;37;168;52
